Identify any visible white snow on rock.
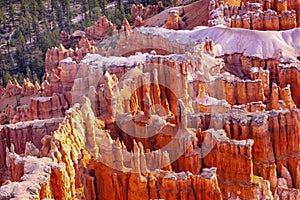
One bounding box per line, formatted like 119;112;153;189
136;26;300;59
82;53;149;67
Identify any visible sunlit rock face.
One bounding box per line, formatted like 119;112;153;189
131;2;164;22
3;13;300;199
208;0;299;30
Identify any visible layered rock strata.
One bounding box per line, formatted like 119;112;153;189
2;23;300;199
209;0;299;30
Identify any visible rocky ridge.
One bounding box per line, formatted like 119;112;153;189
2;4;300;199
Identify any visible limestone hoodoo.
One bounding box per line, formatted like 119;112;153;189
2;1;300;199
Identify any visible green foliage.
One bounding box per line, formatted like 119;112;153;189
29;48;45;79
92;7;102;21
8;3;15;26
14;30;26;51
89;0;102;21
81;0;89;13
37;0;45;16
108;26;114;36
51;12;57;29
29;0;38;16
38;29;61;55
0;0;157;87
125;13;133;25
99;0;108;15
0;8;5;32
116;0;125;19
15;47;26;72
32;16;40;36
2;70;12;87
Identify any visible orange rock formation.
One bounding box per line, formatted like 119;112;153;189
166;10;185;30
2;8;300;199
209;0;299;30
131;2;164;22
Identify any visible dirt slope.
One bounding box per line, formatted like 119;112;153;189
143;0;209;29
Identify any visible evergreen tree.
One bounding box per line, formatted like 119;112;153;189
6;41;9;54
81;0;92;24
32;16;40;37
0;51;3;65
16;47;25;71
20;0;29;15
8;3;15;26
64;0;72;30
0;8;5;30
1;54;11;86
37;0;46;16
114;0;125;29
42;17;49;30
24;12;33;42
99;0;107;15
90;0;101;21
8;54;15;67
3;70;12;86
92;7;101;21
51;12;57;29
51;0;58;12
81;0;89;17
15;29;26;51
55;2;65;28
30;48;44;79
26;67;32;80
117;0;125;18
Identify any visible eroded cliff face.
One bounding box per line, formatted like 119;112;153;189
0;118;63;185
3;12;300;199
209;0;299;30
0;97;224;200
166;10;185;30
85;16;115;40
131;2;164;25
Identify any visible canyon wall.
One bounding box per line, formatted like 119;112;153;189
209;0;299;30
2;20;300;199
0;98;224;200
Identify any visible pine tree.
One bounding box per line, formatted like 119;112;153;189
3;70;12;86
20;0;29;15
99;0;107;16
51;12;57;29
62;0;72;31
117;0;125;18
32;16;40;37
30;48;44;79
24;12;33;42
0;8;5;29
0;51;3;65
81;0;89;19
51;0;58;12
92;7;101;21
26;67;32;80
91;0;101;21
115;0;125;29
37;0;45;16
29;0;39;16
56;2;65;29
43;17;49;29
16;47;25;71
7;54;14;67
8;3;15;26
15;29;26;51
